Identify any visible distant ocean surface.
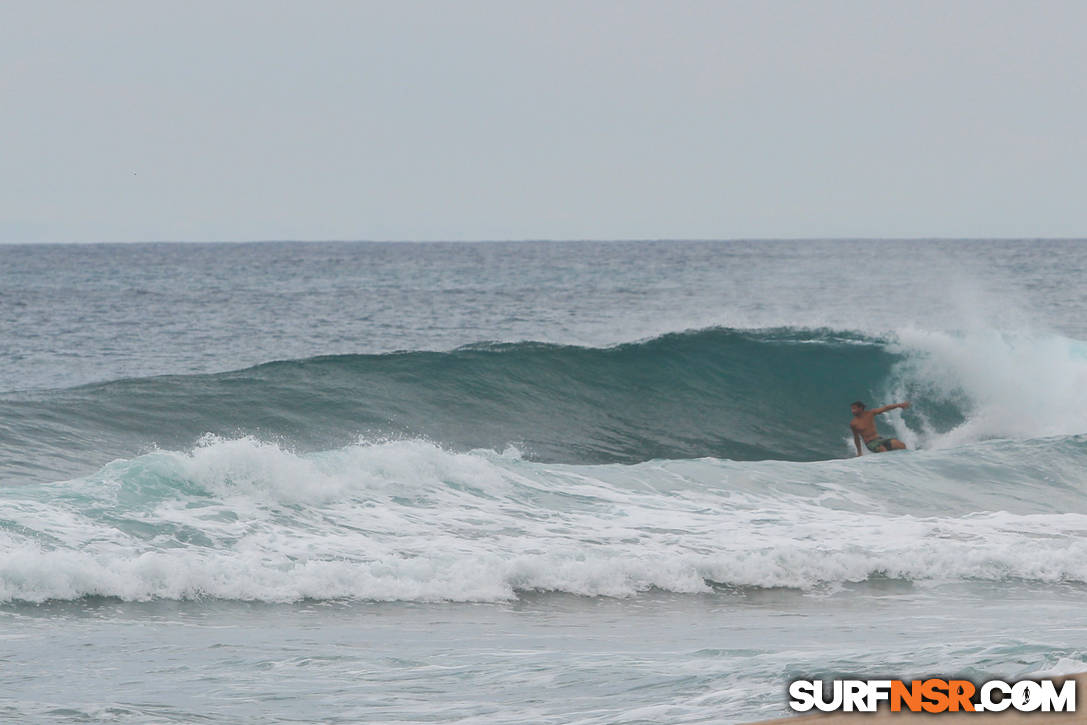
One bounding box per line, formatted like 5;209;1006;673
2;240;1086;723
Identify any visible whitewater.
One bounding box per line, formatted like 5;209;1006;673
1;240;1086;723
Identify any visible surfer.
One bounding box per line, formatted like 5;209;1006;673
850;400;910;455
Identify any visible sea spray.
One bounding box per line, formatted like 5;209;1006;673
886;328;1087;448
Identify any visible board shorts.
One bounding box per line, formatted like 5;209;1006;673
866;437;895;453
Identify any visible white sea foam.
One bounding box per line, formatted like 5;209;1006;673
1;437;1085;603
884;328;1087;448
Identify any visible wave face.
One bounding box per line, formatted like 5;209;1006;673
4;325;1087;483
2;435;1087;604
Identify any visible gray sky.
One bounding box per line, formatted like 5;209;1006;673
2;0;1085;242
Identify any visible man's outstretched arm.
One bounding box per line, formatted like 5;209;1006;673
872;401;911;415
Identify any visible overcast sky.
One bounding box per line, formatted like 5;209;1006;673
2;0;1085;242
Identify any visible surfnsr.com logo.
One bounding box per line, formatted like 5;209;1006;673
789;678;1076;713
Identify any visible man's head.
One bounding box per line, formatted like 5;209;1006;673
850;401;865;416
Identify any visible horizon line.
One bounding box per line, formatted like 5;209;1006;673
3;236;1087;247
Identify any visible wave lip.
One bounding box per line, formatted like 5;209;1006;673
2;436;1086;604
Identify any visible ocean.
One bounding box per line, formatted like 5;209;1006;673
1;239;1085;723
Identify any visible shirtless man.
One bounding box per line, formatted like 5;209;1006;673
850;400;910;455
